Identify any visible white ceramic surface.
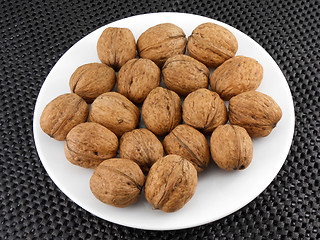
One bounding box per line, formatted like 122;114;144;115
33;12;295;230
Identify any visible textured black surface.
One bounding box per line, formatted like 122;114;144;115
1;0;319;239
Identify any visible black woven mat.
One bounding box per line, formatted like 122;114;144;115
1;0;319;239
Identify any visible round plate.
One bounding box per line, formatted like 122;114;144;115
33;12;295;230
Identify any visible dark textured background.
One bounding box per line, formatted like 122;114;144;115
1;0;319;239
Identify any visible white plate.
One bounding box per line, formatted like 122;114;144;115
33;12;295;230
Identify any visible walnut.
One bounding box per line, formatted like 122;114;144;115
210;124;253;170
229;91;282;137
88;92;140;137
210;56;263;100
182;88;228;134
117;58;161;103
40;93;89;141
64;122;118;168
144;155;197;212
97;27;136;71
163;124;210;172
90;158;145;208
187;22;238;68
69;63;116;103
162;54;210;96
119;128;164;174
137;23;187;67
142;87;181;136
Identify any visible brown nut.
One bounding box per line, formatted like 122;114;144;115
187;22;238;68
40;93;89;141
88;92;140;137
64;122;118;168
162;54;210;96
142;87;181;136
90;158;145;208
210;124;253;170
97;27;136;71
119;128;164;174
182;88;228;134
137;23;187;67
210;56;263;100
229;91;282;137
117;58;161;103
144;155;197;212
163;124;210;172
69;63;116;103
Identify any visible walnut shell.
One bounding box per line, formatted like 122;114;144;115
97;27;136;71
119;128;164;174
162;54;210;96
229;91;282;137
187;22;238;68
182;88;228;134
40;93;89;141
117;58;161;103
88;92;140;137
142;87;181;136
163;124;210;172
144;155;197;212
90;158;145;208
69;63;116;103
65;122;118;168
210;56;263;100
137;23;187;67
210;124;253;170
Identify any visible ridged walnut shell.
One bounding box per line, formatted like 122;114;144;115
162;54;210;96
119;128;164;174
65;122;118;168
137;23;187;67
88;92;140;137
69;63;116;103
40;93;89;141
97;27;136;71
163;124;210;172
117;58;161;103
182;88;228;134
142;87;181;136
210;56;263;100
90;158;145;208
229;91;282;137
187;22;238;68
210;124;253;170
144;155;197;212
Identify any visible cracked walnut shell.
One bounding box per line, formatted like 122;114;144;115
210;124;253;170
210;56;263;100
65;122;118;168
142;87;181;136
182;88;228;134
117;58;161;103
90;158;145;208
229;91;282;137
162;54;210;96
97;27;136;71
144;155;197;212
187;22;238;68
88;92;140;137
40;93;89;141
119;128;164;174
163;124;210;172
137;23;187;67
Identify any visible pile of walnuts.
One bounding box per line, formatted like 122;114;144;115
40;22;282;212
